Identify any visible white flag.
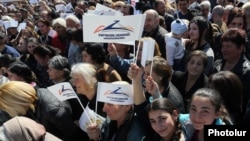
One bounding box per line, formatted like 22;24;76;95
3;20;18;30
29;0;39;4
17;22;26;32
65;3;74;13
47;82;78;101
97;82;134;105
79;105;105;132
141;38;155;67
94;3;123;16
83;14;146;43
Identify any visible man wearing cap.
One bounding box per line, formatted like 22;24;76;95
165;19;188;71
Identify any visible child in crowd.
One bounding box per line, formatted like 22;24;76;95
165;19;188;71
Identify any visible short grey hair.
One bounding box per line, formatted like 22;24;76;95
65;15;80;25
70;63;97;87
199;0;211;12
52;17;67;28
212;5;224;17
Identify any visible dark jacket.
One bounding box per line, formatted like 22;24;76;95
213;55;250;121
145;82;185;113
0;88;89;141
34;88;89;141
142;25;168;59
0;109;11;126
134;101;161;141
101;108;145;141
171;71;208;113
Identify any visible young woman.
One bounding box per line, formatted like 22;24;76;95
7;61;38;87
37;18;64;53
184;16;214;76
147;98;186;141
180;88;232;141
171;50;209;113
208;71;243;125
226;7;245;29
128;63;186;141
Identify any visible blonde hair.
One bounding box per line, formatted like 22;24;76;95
0;81;37;117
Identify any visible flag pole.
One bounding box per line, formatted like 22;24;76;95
77;98;93;124
134;40;141;64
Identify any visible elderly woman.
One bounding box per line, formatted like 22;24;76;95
70;63;106;118
212;28;250;119
52;17;68;56
47;55;71;84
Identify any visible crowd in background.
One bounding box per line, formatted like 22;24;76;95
0;0;249;140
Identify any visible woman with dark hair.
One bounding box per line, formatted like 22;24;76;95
17;37;34;67
7;61;38;87
180;88;232;141
37;18;64;54
146;98;186;141
171;50;209;113
128;56;185;113
32;44;60;87
208;71;243;125
81;43;122;82
226;7;246;29
184;16;214;76
128;62;186;141
33;45;60;67
37;18;56;45
67;28;83;65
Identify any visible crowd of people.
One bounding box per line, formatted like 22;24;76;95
0;0;249;140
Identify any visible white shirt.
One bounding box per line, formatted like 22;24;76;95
165;33;185;66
